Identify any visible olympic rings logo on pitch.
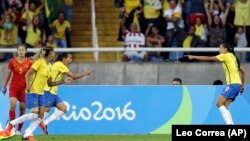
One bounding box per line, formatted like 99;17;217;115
58;101;136;121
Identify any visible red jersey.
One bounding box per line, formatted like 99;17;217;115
8;58;32;88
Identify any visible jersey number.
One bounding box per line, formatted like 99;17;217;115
19;68;23;75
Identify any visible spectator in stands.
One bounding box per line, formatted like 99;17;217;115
118;6;143;42
19;0;44;44
145;23;165;58
194;17;207;42
209;0;225;21
142;0;162;33
163;0;184;47
234;0;250;62
205;2;230;48
0;23;18;61
1;10;16;42
122;23;149;62
124;0;142;15
235;26;247;62
24;2;45;50
46;34;57;48
172;78;182;85
64;0;73;24
5;0;23;9
51;12;71;48
188;0;206;29
178;25;205;61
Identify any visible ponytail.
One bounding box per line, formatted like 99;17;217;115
32;46;54;62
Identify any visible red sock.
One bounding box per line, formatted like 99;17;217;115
18;123;24;132
9;110;15;121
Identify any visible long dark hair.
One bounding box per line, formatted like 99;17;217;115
55;52;70;62
221;43;240;70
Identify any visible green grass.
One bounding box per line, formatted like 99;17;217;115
5;134;171;141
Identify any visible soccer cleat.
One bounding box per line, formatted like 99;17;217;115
39;122;48;135
22;135;36;141
0;131;6;139
5;123;14;136
0;130;15;140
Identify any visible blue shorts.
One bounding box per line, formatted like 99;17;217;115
221;84;241;101
44;91;63;107
26;93;46;109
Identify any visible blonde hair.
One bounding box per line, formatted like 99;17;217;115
32;46;53;62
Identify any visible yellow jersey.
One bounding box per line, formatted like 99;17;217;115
234;0;250;26
64;0;73;6
143;0;161;19
0;25;18;46
124;0;142;14
216;53;242;85
44;61;69;95
30;58;51;95
183;35;193;48
46;42;57;48
52;19;71;39
25;25;41;46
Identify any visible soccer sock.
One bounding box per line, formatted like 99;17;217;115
44;110;65;125
9;110;16;121
17;112;24;131
43;112;49;120
218;106;233;125
227;109;234;125
10;113;38;126
23;118;42;138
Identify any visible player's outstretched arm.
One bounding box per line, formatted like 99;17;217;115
186;55;218;62
66;68;94;80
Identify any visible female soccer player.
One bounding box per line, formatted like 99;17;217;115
5;47;72;141
39;52;93;134
2;44;32;135
186;43;246;125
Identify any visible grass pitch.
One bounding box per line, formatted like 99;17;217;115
5;134;170;141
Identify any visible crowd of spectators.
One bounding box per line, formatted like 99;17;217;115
116;0;250;63
0;0;73;61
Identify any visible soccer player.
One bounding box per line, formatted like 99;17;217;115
39;52;93;134
186;43;246;125
2;44;32;135
5;47;72;141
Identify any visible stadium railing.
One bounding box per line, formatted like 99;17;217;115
0;47;249;62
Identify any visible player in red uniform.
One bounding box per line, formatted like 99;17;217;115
1;44;32;135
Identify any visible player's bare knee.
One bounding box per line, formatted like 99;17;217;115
10;104;16;110
60;104;67;113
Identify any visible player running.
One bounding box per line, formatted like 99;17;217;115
39;52;93;134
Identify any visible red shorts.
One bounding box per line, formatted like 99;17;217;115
9;86;26;103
